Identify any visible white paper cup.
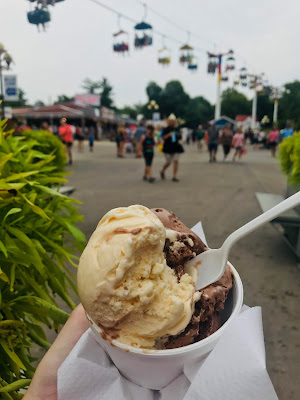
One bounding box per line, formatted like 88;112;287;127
88;262;243;390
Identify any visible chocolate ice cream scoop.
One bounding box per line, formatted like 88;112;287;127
151;208;233;349
151;208;207;275
163;266;232;349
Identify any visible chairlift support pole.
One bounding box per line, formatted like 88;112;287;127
214;55;222;120
251;88;257;129
273;98;278;123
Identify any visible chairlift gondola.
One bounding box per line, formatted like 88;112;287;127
134;4;153;49
113;30;129;54
221;75;229;82
207;52;219;75
188;62;198;71
188;55;198;71
158;47;171;67
225;54;235;72
27;6;51;30
27;0;64;30
179;44;193;65
134;21;153;48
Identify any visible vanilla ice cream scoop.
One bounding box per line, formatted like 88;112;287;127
77;205;197;348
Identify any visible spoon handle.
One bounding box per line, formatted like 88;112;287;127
221;191;300;254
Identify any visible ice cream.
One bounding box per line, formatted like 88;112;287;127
151;208;233;348
78;205;233;350
78;205;198;348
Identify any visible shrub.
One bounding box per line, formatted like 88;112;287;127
0;120;85;398
279;132;300;187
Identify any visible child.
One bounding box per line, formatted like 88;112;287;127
232;127;244;162
89;132;94;152
139;125;155;183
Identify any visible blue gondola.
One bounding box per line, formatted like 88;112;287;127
134;22;153;49
27;7;51;29
27;0;65;30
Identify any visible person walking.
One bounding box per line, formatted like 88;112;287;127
268;125;279;157
76;126;84;152
139;124;155;183
220;123;233;161
160;114;183;182
116;124;126;158
280;123;294;140
135;121;146;158
207;122;219;162
89;130;94;152
196;124;205;151
41;121;52;133
232;127;244;162
58;118;73;165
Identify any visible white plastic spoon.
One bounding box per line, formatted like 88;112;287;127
186;191;300;290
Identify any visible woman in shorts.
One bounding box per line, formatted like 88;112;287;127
58;118;73;165
232;127;244;162
160;114;183;182
268;125;279;157
139;125;155;183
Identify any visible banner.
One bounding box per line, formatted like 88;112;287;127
75;94;100;107
3;75;18;101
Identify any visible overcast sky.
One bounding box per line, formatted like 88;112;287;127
1;0;299;108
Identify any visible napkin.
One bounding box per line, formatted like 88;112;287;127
58;222;278;400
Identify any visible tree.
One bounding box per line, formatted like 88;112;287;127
146;81;162;104
159;80;190;119
82;78;102;94
54;94;73;104
221;88;251;119
184;96;214;127
117;105;142;119
279;81;300;129
256;93;273;124
99;77;114;108
81;77;114;108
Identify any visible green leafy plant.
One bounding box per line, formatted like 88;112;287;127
0;120;85;398
279;131;300;187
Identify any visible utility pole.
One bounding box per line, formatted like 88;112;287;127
0;43;14;119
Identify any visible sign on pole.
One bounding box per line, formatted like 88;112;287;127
152;112;160;122
3;75;18;101
75;94;100;107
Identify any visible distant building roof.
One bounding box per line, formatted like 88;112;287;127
12;102;96;119
210;115;236;126
235;115;258;122
12;102;137;124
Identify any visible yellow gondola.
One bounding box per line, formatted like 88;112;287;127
158;47;171;67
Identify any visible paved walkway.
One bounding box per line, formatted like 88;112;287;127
67;141;299;399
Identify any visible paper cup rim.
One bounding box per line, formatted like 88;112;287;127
87;261;243;356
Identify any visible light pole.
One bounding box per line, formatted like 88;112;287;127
147;100;159;111
147;100;159;120
0;43;14;119
248;73;264;130
271;87;283;124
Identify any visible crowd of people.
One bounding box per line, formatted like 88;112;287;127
112;116;296;184
14;115;296;177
